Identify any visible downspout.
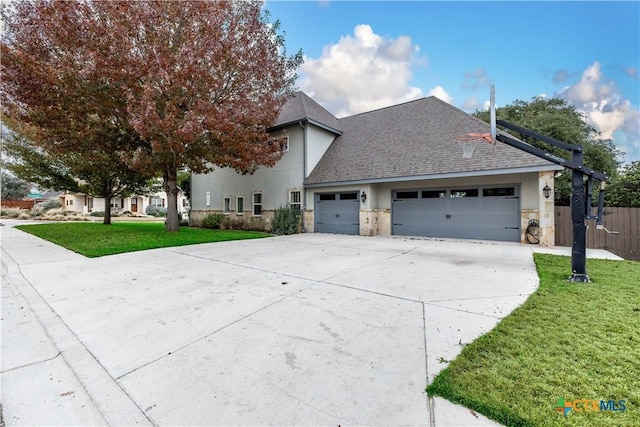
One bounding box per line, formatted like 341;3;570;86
299;120;308;231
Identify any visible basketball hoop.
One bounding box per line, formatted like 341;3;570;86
455;133;492;159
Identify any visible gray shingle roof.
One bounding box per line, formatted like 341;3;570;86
305;96;558;185
273;91;342;133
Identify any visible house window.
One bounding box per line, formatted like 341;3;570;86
289;191;301;211
237;196;244;215
253;193;262;216
205;192;211;207
150;196;164;207
110;198;123;208
223;197;230;214
269;135;289;152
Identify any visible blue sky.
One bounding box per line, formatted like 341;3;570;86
265;1;640;163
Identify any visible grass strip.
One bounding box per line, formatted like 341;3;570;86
16;222;271;257
427;254;640;427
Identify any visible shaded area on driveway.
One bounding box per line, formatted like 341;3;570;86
2;224;547;426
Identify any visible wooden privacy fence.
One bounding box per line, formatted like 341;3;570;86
1;199;36;210
555;206;640;261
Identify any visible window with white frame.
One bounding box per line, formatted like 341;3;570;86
253;193;262;216
205;192;211;207
110;198;124;208
289;190;301;211
150;196;164;207
223;197;230;214
237;196;244;215
269;135;289;152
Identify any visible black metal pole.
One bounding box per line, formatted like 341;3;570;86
569;148;589;282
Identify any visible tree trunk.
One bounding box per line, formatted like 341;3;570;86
164;166;180;232
103;196;112;225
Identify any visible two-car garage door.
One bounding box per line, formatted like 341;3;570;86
392;186;520;241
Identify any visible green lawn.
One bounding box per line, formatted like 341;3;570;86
16;222;271;257
427;254;640;427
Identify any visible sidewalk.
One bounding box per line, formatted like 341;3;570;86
1;223;151;426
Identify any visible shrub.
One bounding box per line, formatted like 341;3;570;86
146;206;167;217
18;213;30;220
46;208;67;216
122;210;133;216
31;198;62;217
271;206;301;235
1;207;25;218
202;213;225;229
90;211;105;217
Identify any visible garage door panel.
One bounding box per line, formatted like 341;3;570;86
392;187;520;242
315;194;359;235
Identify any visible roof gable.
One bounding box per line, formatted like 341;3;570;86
305;96;558;184
272;91;342;134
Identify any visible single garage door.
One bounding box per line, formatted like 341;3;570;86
315;192;360;235
392;186;520;241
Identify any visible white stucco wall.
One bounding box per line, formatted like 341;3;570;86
191;125;305;213
306;125;337;177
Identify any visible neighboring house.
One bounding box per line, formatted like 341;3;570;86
60;190;189;216
191;92;562;246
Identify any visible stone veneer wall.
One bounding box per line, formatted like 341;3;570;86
303;210;314;233
520;171;556;248
359;209;391;236
538;171;555;247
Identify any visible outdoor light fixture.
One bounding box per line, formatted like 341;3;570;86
360;191;367;203
543;183;552;199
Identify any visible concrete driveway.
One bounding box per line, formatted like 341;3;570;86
2;223;544;426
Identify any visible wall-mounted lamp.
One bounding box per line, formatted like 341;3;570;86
360;191;367;203
543;183;552;199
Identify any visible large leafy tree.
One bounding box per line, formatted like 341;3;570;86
0;170;29;200
606;161;640;207
2;1;302;231
2;125;153;224
475;97;621;205
1;3;155;224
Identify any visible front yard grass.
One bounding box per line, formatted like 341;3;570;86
16;222;271;257
427;254;639;427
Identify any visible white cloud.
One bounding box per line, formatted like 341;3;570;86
298;25;424;117
427;86;453;104
556;61;639;162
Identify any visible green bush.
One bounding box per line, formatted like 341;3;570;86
146;206;167;217
271;206;301;235
90;211;105;217
202;213;225;229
